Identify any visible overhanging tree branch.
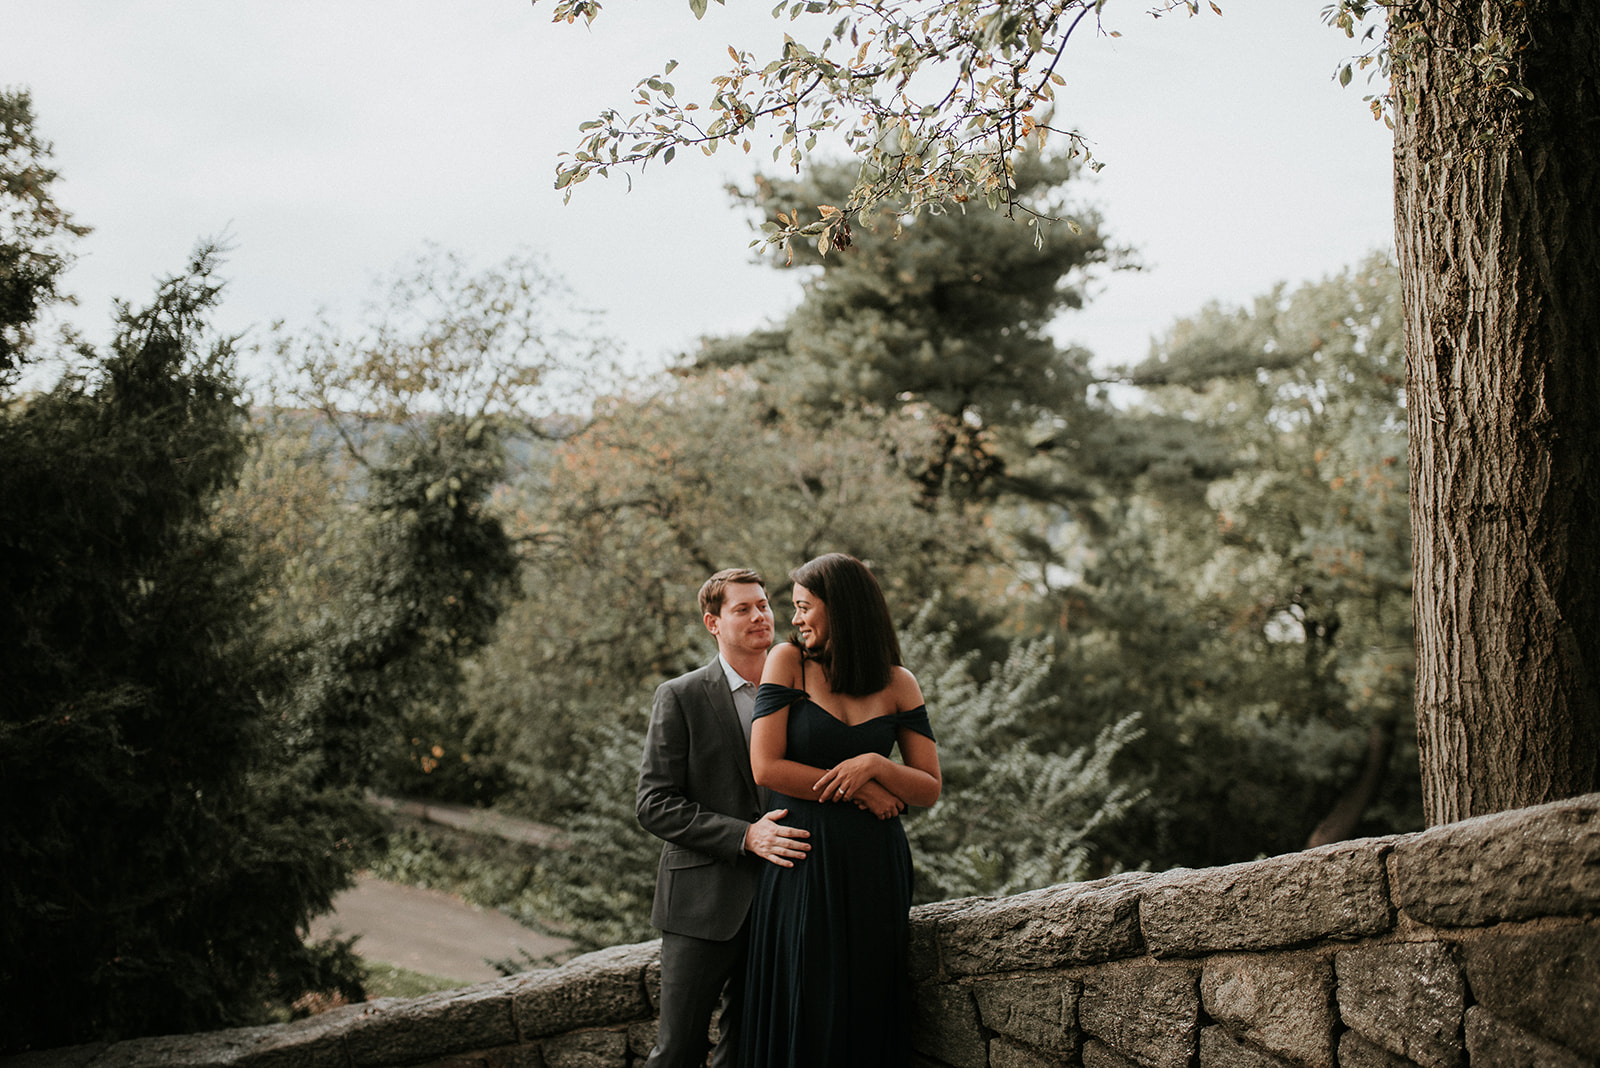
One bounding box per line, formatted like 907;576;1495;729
539;0;1209;255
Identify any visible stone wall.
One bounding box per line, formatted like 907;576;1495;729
10;793;1598;1068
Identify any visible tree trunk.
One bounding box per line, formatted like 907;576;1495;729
1395;1;1600;826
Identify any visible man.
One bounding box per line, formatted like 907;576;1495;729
636;568;811;1068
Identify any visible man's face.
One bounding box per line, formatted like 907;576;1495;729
706;581;774;657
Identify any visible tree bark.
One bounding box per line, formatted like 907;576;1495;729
1395;1;1600;825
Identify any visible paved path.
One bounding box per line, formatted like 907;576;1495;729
310;875;573;984
368;795;568;849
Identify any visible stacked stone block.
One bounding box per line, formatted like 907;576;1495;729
6;795;1597;1068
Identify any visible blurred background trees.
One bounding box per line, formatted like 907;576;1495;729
1070;254;1416;868
1;86;1421;1049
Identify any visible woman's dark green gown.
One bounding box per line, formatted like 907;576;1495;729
737;682;935;1068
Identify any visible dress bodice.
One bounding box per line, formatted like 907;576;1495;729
753;682;934;769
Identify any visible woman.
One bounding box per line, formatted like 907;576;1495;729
738;553;942;1068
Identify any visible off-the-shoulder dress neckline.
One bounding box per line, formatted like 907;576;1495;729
759;681;924;729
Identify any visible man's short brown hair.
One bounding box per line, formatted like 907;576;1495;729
699;568;765;618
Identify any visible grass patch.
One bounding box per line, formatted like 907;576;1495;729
362;960;467;999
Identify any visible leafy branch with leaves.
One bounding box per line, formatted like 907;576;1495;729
1321;1;1531;128
539;0;1210;255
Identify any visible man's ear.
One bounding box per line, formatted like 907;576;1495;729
703;611;719;636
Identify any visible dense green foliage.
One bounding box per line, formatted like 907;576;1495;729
704;156;1121;511
0;105;529;1052
0;88;89;383
0;247;377;1050
899;609;1145;899
281;417;521;797
1068;253;1419;867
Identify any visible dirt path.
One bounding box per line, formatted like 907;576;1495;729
309;875;573;984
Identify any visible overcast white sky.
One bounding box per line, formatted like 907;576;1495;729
4;0;1394;385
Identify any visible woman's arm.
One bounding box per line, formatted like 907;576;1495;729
812;737;940;808
852;778;907;819
750;644;831;799
812;667;941;808
750;706;832;799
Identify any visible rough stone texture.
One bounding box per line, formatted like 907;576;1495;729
910;897;990;982
1077;959;1200;1068
511;944;653;1039
1080;1038;1138;1068
642;953;662;1013
936;873;1151;977
538;1029;627;1068
988;1036;1070;1068
971;976;1079;1055
1389;794;1600;928
1336;1031;1419;1068
343;985;516;1066
1140;841;1393;958
624;1019;656;1060
40;1003;369;1068
1200;951;1336;1068
911;984;988;1068
416;1049;545;1068
1335;941;1465;1068
1197;1026;1295;1068
1464;1005;1592;1068
496;1048;548;1068
1459;922;1600;1058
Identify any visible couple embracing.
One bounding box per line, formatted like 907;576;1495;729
636;554;943;1068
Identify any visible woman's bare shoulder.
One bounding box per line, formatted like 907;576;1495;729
889;665;925;709
762;641;805;685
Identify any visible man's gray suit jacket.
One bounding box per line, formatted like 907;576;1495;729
637;657;766;942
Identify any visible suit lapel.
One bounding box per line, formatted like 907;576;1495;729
700;658;759;802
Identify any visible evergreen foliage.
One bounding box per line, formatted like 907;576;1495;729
0;247;375;1052
0;88;89;383
511;717;661;950
899;605;1145;899
282;416;522;798
266;249;571;806
703;156;1122;509
1065;254;1419;868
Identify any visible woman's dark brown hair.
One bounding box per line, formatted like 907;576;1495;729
789;553;901;696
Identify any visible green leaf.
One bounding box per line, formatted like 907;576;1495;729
1339;63;1354;88
690;0;708;18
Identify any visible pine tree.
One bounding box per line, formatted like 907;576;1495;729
0;247;374;1051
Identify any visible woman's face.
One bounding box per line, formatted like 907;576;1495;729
791;583;829;650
